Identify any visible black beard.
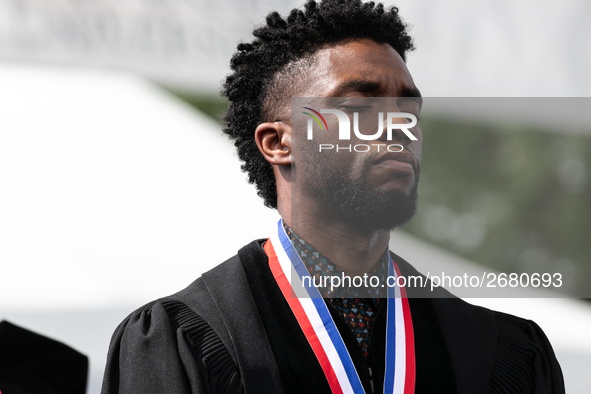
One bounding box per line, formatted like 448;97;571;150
318;172;419;232
295;158;420;232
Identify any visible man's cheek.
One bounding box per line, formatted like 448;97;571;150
408;140;422;164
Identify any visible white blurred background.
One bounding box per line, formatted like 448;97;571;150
0;1;590;393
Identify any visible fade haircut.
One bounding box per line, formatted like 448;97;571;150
221;0;415;208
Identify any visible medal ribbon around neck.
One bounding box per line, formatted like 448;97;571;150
264;219;415;394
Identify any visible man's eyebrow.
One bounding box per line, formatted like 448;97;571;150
330;79;382;96
399;86;422;98
330;79;423;98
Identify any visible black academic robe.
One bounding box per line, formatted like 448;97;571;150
101;240;565;394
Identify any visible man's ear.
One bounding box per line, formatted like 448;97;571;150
255;122;291;165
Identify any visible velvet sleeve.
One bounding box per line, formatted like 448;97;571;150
101;301;202;394
491;311;565;394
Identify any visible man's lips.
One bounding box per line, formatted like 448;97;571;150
372;151;417;173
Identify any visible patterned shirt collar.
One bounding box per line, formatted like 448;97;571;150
282;220;389;298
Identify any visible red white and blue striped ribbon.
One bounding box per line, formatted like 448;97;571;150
264;219;415;394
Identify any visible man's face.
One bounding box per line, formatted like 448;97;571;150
290;39;422;231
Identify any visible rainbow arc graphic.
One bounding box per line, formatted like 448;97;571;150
302;107;328;131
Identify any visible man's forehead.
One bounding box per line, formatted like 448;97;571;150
298;38;420;98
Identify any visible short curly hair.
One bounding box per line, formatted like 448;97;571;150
221;0;415;209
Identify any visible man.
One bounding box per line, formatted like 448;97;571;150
102;1;565;393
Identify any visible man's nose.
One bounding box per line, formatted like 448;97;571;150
376;114;416;145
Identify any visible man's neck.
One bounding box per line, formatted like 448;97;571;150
281;210;390;277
